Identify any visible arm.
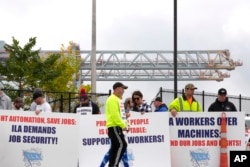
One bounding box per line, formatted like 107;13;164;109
73;104;79;113
92;102;101;114
168;98;180;117
7;97;12;110
158;106;168;112
168;98;180;112
232;103;237;111
36;103;52;114
207;103;214;111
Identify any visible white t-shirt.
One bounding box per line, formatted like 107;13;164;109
30;101;37;111
36;102;52;113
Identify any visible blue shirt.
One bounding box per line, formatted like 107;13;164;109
155;104;168;112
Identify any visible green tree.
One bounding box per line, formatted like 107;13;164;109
43;41;81;112
46;41;81;92
0;37;61;91
0;38;81;112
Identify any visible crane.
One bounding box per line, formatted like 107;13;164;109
0;44;243;82
75;50;242;81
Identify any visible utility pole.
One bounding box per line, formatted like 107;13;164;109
173;0;178;98
91;0;97;102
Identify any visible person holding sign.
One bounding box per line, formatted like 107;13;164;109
73;87;100;114
208;88;237;112
153;97;168;112
12;97;24;110
33;88;52;114
132;90;151;114
124;97;133;113
169;83;202;117
105;82;129;167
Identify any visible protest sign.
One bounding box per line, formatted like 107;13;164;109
0;110;79;167
169;112;245;167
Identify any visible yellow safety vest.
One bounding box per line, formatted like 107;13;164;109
169;95;202;112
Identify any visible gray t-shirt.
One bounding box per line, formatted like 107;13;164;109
0;92;12;110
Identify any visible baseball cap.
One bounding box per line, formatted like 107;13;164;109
154;97;162;102
185;83;197;90
33;88;43;100
218;88;227;95
113;82;128;90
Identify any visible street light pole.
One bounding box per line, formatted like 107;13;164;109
173;0;178;98
91;0;97;102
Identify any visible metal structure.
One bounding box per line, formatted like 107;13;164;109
0;49;242;82
77;50;242;82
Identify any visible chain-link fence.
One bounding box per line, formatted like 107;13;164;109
1;88;111;113
152;87;250;112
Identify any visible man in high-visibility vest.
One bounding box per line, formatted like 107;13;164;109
169;83;202;117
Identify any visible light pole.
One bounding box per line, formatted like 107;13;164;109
173;0;178;98
91;0;97;102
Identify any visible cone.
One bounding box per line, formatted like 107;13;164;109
220;112;228;167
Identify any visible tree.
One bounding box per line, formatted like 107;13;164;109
0;37;61;91
47;41;81;93
45;41;81;112
0;38;81;112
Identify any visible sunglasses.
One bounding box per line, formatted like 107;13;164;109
133;97;140;101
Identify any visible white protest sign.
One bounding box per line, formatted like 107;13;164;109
0;110;79;167
169;112;245;167
78;112;171;167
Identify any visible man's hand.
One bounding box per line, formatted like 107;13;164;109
126;112;131;118
170;109;177;117
35;110;41;115
123;126;129;133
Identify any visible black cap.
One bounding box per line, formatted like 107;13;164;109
218;88;227;95
33;88;43;100
113;82;128;90
154;97;162;102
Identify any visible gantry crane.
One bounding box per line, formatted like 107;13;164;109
0;40;243;82
75;50;242;82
